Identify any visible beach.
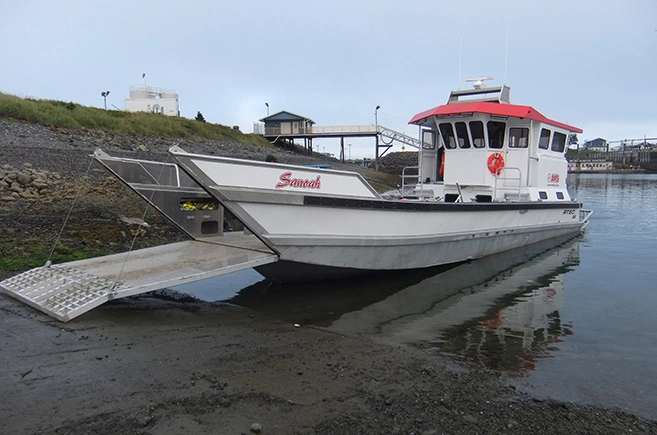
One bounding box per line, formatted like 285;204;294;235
3;290;657;434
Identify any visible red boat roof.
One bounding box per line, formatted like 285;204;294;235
408;101;583;133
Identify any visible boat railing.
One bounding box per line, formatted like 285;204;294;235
494;166;523;201
580;208;593;228
399;165;426;198
401;165;421;188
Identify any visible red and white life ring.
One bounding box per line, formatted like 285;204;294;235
487;152;505;175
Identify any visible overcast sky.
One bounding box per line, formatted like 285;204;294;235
2;0;656;158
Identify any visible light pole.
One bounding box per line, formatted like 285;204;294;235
101;90;110;110
374;105;381;170
348;143;352;160
374;105;380;131
265;102;269;116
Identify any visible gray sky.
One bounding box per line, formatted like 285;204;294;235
2;0;656;158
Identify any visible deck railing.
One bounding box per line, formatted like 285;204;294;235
264;125;376;136
494;167;523;201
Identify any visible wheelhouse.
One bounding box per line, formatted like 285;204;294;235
408;85;582;203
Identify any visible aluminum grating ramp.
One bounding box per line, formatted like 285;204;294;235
0;236;277;322
0;266;126;322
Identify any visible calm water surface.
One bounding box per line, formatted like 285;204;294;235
514;173;657;420
178;173;657;420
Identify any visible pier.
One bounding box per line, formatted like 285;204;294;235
256;111;420;168
263;124;421;168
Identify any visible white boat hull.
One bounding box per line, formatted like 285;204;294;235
170;146;588;281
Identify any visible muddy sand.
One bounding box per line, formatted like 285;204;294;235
1;291;656;435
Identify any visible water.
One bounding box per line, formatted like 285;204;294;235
513;174;657;419
180;173;657;420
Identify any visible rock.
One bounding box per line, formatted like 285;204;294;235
32;181;49;189
250;422;262;433
17;173;32;185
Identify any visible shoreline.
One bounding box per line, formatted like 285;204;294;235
2;291;656;434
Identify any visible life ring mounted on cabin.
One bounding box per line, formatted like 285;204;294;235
487;152;505;176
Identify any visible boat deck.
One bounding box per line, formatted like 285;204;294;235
0;234;277;322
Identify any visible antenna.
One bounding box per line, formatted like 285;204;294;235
504;26;509;84
458;35;462;90
465;76;493;89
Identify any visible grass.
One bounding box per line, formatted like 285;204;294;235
0;240;105;273
0;92;273;147
0;92;315;276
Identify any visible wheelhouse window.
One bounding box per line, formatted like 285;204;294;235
455;122;471;148
551;132;567;152
539;128;551;149
439;123;457;149
421;129;436;149
508;127;529;148
487;121;506;149
469;121;486;148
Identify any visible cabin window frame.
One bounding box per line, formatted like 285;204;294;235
469;120;486;148
439;122;457;149
421;129;436;150
454;121;471;149
487;121;506;149
508;127;530;148
551;131;567;153
539;128;551;150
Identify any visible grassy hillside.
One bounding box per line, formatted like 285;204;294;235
0;92;273;147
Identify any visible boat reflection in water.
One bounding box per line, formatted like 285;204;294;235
230;234;581;374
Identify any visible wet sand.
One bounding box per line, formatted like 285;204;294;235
1;291;655;435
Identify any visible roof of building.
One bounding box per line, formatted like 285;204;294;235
260;111;315;124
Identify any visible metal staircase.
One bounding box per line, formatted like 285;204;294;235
378;126;422;149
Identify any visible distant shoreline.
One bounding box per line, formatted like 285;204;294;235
568;169;649;174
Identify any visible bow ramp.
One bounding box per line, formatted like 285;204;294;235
0;235;277;322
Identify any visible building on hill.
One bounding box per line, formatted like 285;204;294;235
583;138;608;151
125;85;179;116
259;111;315;136
258;110;316;152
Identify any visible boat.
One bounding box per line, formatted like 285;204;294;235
0;82;592;321
162;83;591;280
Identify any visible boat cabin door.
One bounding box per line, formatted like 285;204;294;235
504;125;531;186
420;129;439;182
